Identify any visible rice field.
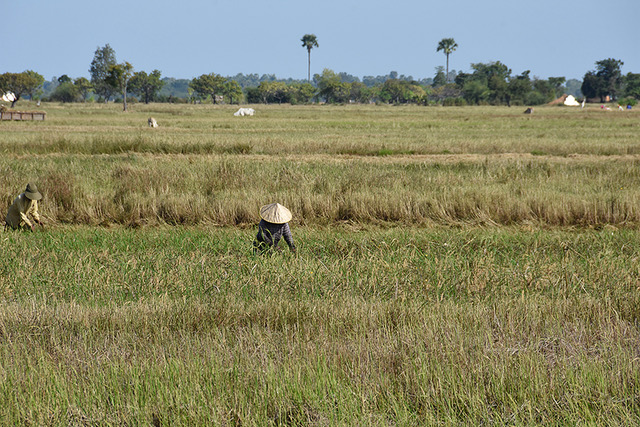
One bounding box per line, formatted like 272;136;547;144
0;102;639;425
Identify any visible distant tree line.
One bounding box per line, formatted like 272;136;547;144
1;44;638;108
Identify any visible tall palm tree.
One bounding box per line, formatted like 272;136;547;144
301;34;319;82
436;38;458;83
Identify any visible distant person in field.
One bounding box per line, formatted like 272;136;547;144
253;203;296;254
5;183;43;231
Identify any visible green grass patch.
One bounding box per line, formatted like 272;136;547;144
0;226;639;424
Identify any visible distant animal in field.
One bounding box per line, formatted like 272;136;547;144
148;117;158;128
234;108;255;117
524;107;534;114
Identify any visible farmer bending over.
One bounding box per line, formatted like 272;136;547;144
5;183;43;231
254;203;296;254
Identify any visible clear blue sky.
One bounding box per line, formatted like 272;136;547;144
1;0;638;82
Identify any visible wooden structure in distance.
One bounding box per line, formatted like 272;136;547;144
0;111;46;121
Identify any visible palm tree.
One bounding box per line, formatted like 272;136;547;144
436;38;458;83
301;34;319;82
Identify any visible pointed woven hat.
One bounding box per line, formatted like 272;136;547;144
260;203;292;224
24;182;42;201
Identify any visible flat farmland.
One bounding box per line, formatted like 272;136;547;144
1;103;639;425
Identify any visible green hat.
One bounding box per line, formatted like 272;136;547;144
24;183;42;201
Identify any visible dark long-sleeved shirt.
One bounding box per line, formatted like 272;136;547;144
254;219;295;251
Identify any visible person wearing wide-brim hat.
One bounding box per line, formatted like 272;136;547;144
253;203;296;254
5;183;43;231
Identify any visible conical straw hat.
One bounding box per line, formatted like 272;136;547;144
260;203;292;224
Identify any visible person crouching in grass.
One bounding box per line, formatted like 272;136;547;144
5;183;44;232
253;203;296;254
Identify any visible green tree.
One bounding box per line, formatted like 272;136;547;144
58;74;72;85
24;70;45;100
289;83;316;104
429;84;460;105
316;69;349;103
106;62;134;111
90;44;117;102
623;73;640;99
507;70;532;105
379;79;426;104
73;77;92;102
454;71;473;88
436;38;458;83
301;34;319;82
222;80;243;104
0;71;44;107
471;61;511;84
129;70;164;104
488;75;509;104
547;77;566;99
581;71;606;102
595;58;624;100
462;80;490;104
255;81;289;104
244;87;261;104
462;61;511;104
189;73;228;104
532;78;555;103
432;66;447;87
349;82;372;104
50;82;80;103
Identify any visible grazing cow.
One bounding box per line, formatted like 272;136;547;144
524;107;534;114
233;108;255;117
148;117;158;128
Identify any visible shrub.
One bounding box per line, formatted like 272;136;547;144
525;91;549;106
618;97;637;107
442;97;467;106
49;82;80;103
442;98;456;106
